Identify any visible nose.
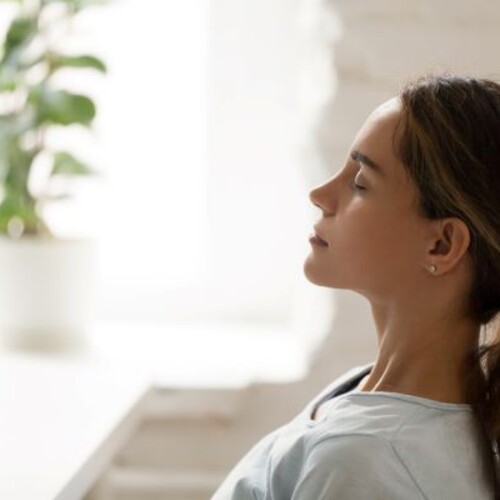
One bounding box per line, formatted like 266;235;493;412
309;187;322;210
309;180;335;214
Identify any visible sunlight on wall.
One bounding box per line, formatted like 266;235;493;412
0;0;326;331
40;0;210;314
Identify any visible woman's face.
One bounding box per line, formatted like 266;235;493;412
304;97;431;301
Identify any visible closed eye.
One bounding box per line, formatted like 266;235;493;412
351;178;366;192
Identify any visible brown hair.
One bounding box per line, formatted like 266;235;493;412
394;71;500;496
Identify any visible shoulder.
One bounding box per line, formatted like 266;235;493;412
288;434;425;499
311;392;421;443
307;433;408;470
305;433;412;474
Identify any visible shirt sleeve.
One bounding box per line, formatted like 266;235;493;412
290;434;425;500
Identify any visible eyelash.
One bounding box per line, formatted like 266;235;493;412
351;178;366;192
349;158;366;192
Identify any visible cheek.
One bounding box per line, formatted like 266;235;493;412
333;208;416;272
304;202;422;289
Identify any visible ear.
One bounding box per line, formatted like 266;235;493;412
426;217;471;274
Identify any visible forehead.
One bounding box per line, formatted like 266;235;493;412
349;97;420;209
350;97;403;179
370;96;401;119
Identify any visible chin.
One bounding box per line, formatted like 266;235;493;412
303;261;356;290
303;261;333;287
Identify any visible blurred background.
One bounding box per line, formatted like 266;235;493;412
1;0;499;499
0;0;332;373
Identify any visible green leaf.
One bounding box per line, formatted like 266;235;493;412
51;151;97;176
50;54;107;73
4;17;37;54
29;87;96;126
1;45;28;75
0;193;39;236
3;142;35;193
0;75;17;91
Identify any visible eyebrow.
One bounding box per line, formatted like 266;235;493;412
350;150;386;177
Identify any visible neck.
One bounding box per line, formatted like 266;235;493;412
359;306;483;405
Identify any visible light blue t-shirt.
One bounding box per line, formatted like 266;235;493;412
211;362;496;499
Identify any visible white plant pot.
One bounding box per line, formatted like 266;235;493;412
0;236;98;351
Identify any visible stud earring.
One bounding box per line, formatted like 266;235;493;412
428;264;437;273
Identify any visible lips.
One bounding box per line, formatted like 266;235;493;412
310;234;328;247
313;226;329;246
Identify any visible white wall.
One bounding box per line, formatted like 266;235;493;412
203;0;314;326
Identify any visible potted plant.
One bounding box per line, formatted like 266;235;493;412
0;0;108;350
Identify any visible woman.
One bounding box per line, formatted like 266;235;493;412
211;73;500;499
